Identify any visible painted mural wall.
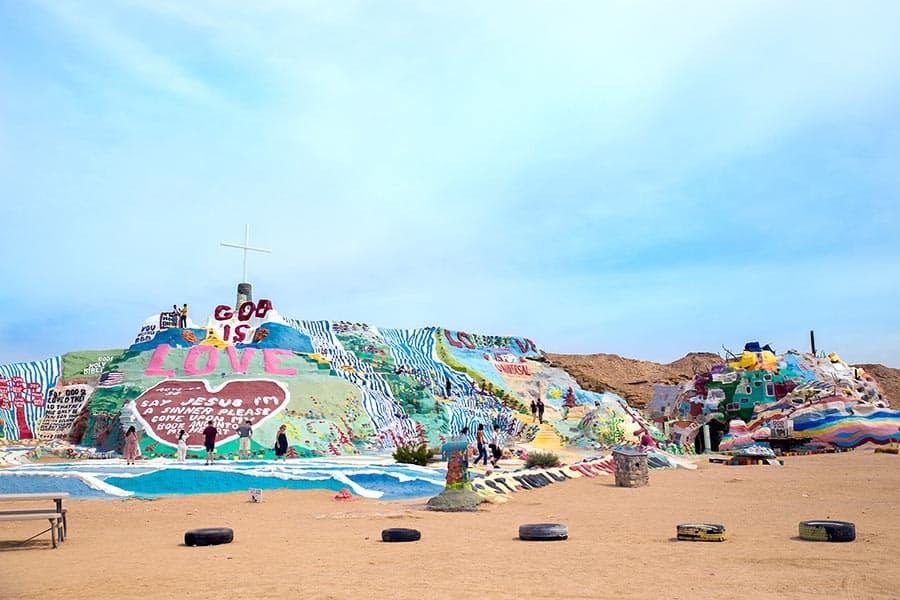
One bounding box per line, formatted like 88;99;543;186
6;296;653;456
649;343;900;450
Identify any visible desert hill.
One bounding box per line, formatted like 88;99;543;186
543;351;722;408
546;351;899;409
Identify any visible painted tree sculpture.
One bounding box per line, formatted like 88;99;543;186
561;387;577;419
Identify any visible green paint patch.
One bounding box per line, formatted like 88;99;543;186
60;350;125;381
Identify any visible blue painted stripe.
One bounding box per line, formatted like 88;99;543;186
284;319;416;446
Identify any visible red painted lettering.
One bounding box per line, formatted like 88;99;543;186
233;324;250;343
444;329;463;348
237;301;256;321
458;332;475;349
214;305;234;320
255;299;273;318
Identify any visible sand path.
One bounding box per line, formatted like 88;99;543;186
1;450;898;599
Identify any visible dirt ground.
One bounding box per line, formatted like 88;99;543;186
2;450;899;600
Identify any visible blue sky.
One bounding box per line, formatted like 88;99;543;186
1;1;898;367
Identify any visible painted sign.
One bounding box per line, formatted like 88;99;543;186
133;379;289;447
210;299;275;345
143;345;298;377
493;362;532;377
38;385;91;440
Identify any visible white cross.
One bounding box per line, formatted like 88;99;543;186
220;224;272;283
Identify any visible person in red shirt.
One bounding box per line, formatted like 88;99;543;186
203;420;217;465
475;424;488;466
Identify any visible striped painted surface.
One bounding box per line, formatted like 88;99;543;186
378;327;520;439
378;327;473;396
285;319;415;446
0;357;62;440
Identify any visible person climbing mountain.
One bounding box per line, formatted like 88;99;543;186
537;398;545;424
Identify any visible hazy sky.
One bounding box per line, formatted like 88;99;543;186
1;1;898;367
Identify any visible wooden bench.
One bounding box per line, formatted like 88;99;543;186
0;493;70;547
0;511;64;548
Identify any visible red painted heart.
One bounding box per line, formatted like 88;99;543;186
133;379;288;447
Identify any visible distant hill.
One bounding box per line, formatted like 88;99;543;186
545;351;898;409
543;351;722;408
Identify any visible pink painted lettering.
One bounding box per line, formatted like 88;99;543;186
225;346;256;374
263;349;297;376
184;346;218;376
145;344;176;377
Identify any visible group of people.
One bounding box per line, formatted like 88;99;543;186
124;418;292;465
197;419;290;463
169;303;189;328
473;423;506;468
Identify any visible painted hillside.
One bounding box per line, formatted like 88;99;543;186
0;295;660;459
3;293;898;460
548;352;898;410
646;343;898;452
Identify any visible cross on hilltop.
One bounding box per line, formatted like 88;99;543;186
220;224;272;283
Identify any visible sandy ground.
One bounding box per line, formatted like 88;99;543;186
1;450;899;600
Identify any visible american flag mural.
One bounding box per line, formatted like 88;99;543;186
98;371;125;387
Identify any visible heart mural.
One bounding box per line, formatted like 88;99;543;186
133;379;289;447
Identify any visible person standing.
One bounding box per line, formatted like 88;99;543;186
537;398;545;424
237;419;253;459
445;377;452;398
203;420;217;465
180;304;189;328
475;424;488;466
274;424;289;461
489;425;504;468
123;425;140;465
530;399;537;422
639;429;655;451
176;429;188;462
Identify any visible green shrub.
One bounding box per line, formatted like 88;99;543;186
525;450;559;468
392;443;435;466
